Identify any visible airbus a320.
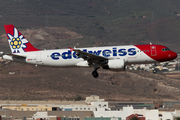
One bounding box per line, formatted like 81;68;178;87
2;25;177;78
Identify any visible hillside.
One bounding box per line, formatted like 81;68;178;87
0;0;180;53
0;61;180;101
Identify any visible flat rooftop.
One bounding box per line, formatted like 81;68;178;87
0;100;87;105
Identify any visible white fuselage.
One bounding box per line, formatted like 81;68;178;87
7;45;154;67
3;24;178;78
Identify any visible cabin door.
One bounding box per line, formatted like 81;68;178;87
151;46;157;56
36;52;42;63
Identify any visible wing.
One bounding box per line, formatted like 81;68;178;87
72;48;108;66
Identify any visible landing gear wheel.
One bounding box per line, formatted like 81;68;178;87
153;69;157;74
92;71;99;78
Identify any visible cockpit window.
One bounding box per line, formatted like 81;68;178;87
162;48;170;51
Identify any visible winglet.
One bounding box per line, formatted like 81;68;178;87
69;47;74;52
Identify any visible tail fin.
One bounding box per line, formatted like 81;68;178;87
4;25;40;53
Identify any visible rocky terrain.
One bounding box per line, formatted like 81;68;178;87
0;60;179;101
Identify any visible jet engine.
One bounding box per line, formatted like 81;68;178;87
102;59;125;71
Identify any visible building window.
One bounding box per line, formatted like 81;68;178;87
88;108;90;110
84;108;86;110
76;108;78;110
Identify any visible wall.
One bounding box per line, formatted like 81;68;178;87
91;102;108;109
2;105;52;111
93;107;133;120
145;110;158;120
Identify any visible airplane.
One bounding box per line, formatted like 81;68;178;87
2;24;177;78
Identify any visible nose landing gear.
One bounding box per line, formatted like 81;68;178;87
153;69;157;74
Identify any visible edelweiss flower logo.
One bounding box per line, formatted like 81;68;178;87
10;38;22;49
7;28;28;53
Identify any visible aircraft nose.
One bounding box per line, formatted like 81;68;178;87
169;51;177;60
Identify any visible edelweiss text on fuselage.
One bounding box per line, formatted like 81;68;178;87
51;47;137;60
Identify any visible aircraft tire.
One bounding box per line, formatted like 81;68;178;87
153;69;157;74
92;71;99;78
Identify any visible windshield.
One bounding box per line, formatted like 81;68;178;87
162;48;170;51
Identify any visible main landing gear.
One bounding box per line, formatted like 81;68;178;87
92;67;100;78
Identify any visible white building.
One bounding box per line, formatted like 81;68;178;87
134;108;158;120
56;95;105;112
59;104;95;111
32;112;56;119
86;95;105;104
159;110;180;120
91;102;109;110
93;106;133;120
90;98;180;120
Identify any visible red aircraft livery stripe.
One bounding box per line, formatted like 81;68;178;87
135;44;177;62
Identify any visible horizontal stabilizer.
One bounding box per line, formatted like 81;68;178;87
6;53;26;59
